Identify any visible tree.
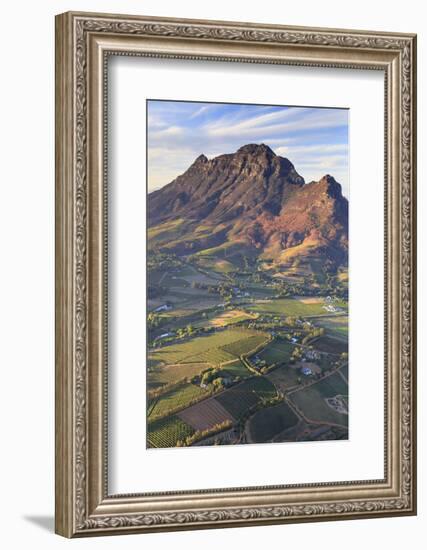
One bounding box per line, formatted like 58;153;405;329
212;378;224;391
291;347;303;362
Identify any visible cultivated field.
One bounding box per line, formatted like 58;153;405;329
147;248;349;448
221;358;252;379
148;382;208;420
149;328;266;366
206;309;257;328
266;365;301;391
216;377;277;419
289;372;348;427
295;297;324;304
311;335;347;355
221;334;269;357
257;340;294;365
147;415;194;448
250;298;330;317
317;315;349;340
178;398;235;431
247;402;299;443
190;348;236;365
148;362;210;388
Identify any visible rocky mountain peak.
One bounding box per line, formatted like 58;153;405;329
147;144;348;269
236;143;274;156
193;153;208;164
316;174;344;198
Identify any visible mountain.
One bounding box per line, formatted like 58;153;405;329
148;144;348;269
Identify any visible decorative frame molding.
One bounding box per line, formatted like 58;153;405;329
55;11;417;537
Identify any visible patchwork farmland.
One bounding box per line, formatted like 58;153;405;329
146;246;348;448
149;328;268;367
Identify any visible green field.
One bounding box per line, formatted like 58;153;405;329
149;357;252;389
148;382;208;420
221;334;269;357
190;347;237;365
147;268;164;285
216;377;277;419
197;309;256;329
147;415;194;448
247;402;299;442
266;365;302;391
149;328;266;366
257;340;294;366
221;358;252;379
250;298;329;317
289;372;348;426
312;336;347;355
316;315;349;339
161;274;189;288
148;362;210;389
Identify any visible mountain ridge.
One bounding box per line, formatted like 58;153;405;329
148;144;348;270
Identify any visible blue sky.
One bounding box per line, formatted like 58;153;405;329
147;100;349;197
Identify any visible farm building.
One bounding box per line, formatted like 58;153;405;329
301;366;313;376
156;332;173;340
305;350;320;361
154;304;172;312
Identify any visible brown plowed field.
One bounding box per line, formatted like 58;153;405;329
177;397;235;431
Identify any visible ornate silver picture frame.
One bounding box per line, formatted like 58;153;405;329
55;11;417;537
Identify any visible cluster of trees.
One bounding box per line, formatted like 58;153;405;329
192;367;238;390
147;252;182;271
290;346;304;363
301;327;325;345
265;270;348;301
175;324;195;338
147;379;183;402
176;420;232;447
149;323;199;348
147;311;164;330
284;316;303;327
190;280;245;303
257;362;275;375
190;281;220;293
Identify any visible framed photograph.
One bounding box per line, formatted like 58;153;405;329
55;11;417;537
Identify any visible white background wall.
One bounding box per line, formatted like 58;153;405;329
0;1;424;548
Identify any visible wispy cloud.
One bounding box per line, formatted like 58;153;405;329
147;100;349;197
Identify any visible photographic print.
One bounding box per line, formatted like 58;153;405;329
146;100;349;449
